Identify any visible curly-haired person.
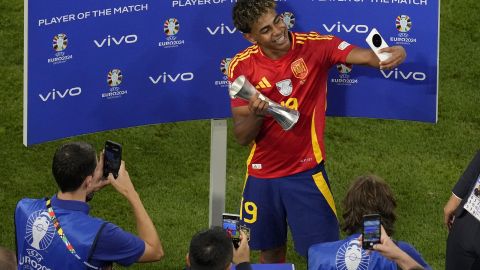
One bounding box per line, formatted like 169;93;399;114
309;175;431;270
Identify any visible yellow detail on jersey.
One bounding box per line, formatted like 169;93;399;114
228;45;259;78
255;77;272;89
311;109;323;163
240;143;257;221
294;32;333;44
243;201;258;224
240;197;244;220
280;98;299;110
246;142;256;167
312;171;337;217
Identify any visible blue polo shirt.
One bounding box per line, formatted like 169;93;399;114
308;234;431;270
50;195;145;267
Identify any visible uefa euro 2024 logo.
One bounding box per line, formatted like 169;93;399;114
335;239;370;270
220;58;231;76
159;18;185;48
53;33;68;52
26;210;55;250
396;15;412;33
108;69;123;87
49;33;73;64
337;64;353;75
281;12;295;30
164;18;180;37
392;15;416;44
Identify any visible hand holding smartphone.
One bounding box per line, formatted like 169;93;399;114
222;213;241;248
362;214;381;250
366;28;392;62
103;140;122;179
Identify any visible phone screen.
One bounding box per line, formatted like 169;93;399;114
222;214;241;247
362;214;381;250
103;140;122;179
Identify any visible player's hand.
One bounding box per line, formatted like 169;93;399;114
444;193;461;231
233;230;250;264
248;92;269;117
379;46;406;70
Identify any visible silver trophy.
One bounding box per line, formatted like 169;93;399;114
229;75;300;131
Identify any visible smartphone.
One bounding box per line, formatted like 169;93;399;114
222;213;241;248
362;214;381;250
103;140;122;179
365;28;392;62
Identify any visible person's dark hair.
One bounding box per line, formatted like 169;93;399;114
232;0;276;33
52;142;97;192
189;226;233;270
341;175;397;236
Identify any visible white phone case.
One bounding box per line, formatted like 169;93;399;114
366;28;392;62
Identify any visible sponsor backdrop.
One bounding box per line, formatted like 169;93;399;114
24;0;439;145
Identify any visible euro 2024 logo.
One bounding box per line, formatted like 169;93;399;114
331;64;358;86
108;69;123;87
164;18;180;37
396;15;412;33
103;69;128;99
281;12;295;30
48;33;73;64
220;58;231;77
391;15;416;45
335;238;370;270
53;33;68;52
26;210;55;251
159;18;185;48
215;58;231;87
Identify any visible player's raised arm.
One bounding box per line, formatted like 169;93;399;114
346;46;406;69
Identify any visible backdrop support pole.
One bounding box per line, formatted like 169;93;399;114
209;119;227;227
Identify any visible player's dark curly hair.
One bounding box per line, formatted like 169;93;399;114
232;0;276;33
341;174;397;236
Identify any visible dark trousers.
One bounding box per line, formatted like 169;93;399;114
446;211;480;270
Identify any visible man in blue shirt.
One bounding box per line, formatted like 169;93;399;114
15;142;164;269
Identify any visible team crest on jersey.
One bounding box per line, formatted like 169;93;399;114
335;239;370;270
291;58;308;79
276;79;292;96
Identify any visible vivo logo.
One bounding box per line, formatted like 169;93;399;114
322;22;369;34
207;24;237;35
149;72;194;84
381;68;427;81
39;87;82;102
94;34;138;48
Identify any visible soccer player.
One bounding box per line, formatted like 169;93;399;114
228;0;407;263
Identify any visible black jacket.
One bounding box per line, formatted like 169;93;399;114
453;150;480;217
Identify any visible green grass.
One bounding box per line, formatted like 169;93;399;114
1;0;479;269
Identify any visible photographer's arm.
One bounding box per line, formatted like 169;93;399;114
233;231;252;270
372;226;424;270
232;93;268;146
109;162;164;262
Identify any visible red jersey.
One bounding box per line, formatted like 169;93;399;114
228;31;355;178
